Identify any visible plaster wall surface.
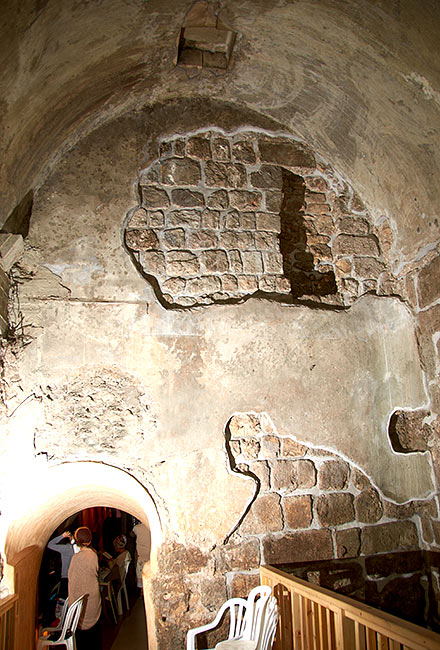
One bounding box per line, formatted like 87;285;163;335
1;0;439;263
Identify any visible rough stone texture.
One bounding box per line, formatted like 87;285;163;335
388;409;431;453
124;129;396;308
361;521;419;555
417;256;440;309
239;493;283;535
263;529;333;564
282;495;313;529
271;459;317;491
1;5;440;649
318;460;350;490
354;488;383;523
216;538;260;572
335;528;361;558
315;493;355;526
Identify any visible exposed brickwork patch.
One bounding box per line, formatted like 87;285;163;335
125;129;394;308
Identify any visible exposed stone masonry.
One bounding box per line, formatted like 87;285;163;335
124;129;396;308
155;412;440;647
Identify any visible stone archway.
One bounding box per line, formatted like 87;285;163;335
2;461;162;650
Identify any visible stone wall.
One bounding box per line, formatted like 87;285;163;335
152;412;440;649
124;129;397;308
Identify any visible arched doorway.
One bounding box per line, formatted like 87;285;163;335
2;461;162;650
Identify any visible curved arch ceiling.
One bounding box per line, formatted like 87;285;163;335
1;0;439;259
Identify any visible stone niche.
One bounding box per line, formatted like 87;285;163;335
124;129;395;308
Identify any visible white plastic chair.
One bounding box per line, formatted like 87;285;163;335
116;557;130;615
216;595;278;650
39;598;69;638
37;595;85;650
187;586;273;650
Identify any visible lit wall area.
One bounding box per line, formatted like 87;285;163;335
1;2;440;649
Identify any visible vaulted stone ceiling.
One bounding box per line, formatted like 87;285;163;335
1;0;439;259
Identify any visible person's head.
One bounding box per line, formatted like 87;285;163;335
113;534;127;553
74;527;92;547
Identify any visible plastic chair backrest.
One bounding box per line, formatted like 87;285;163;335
255;596;278;650
60;595;85;640
241;586;272;641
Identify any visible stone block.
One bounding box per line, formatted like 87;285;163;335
361;521;419;555
220;231;254;249
256;212;281;232
166;250;200;275
200;250;229;273
128;207;149;228
265;190;283;213
202;209;220;228
187;136;211;159
352;257;385;279
351;468;370;490
207;190;229;209
237;275;258;292
241;438;260;460
241;213;257;230
228;250;243;272
262;252;283;274
263;529;333;564
212;138;230;161
229;190;262;210
188;230;218;249
167;209;201;228
354;488;383;523
232;140;256;163
242;251;263;274
417;254;440;308
250;165;283;190
221;274;238;291
318;460;350;490
315;215;334;236
249;460;270;491
276;276;291;293
388;409;431;453
281;438;308;457
163;228;186;249
186;275;221;295
260;435;280;458
161;158;201;185
315;493;355;526
125;229;159;251
159;140;173;158
337;216;369;235
140;250;166;275
271;459;317;491
240;493;283;534
174;138;186;157
255;232;277;250
141;186;170;208
229;413;261;438
283;494;313;529
149;210;165;227
205;161;246;188
258;139;315;168
223;212;241;230
334;234;380;256
216;538;260;572
162;277;186;295
335;528;361;558
306;202;330;215
171;189;205;207
304;176;329;192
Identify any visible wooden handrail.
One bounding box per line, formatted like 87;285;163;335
261;565;440;650
0;595;18;650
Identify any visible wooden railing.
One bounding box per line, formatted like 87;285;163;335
261;565;440;650
0;595;18;650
